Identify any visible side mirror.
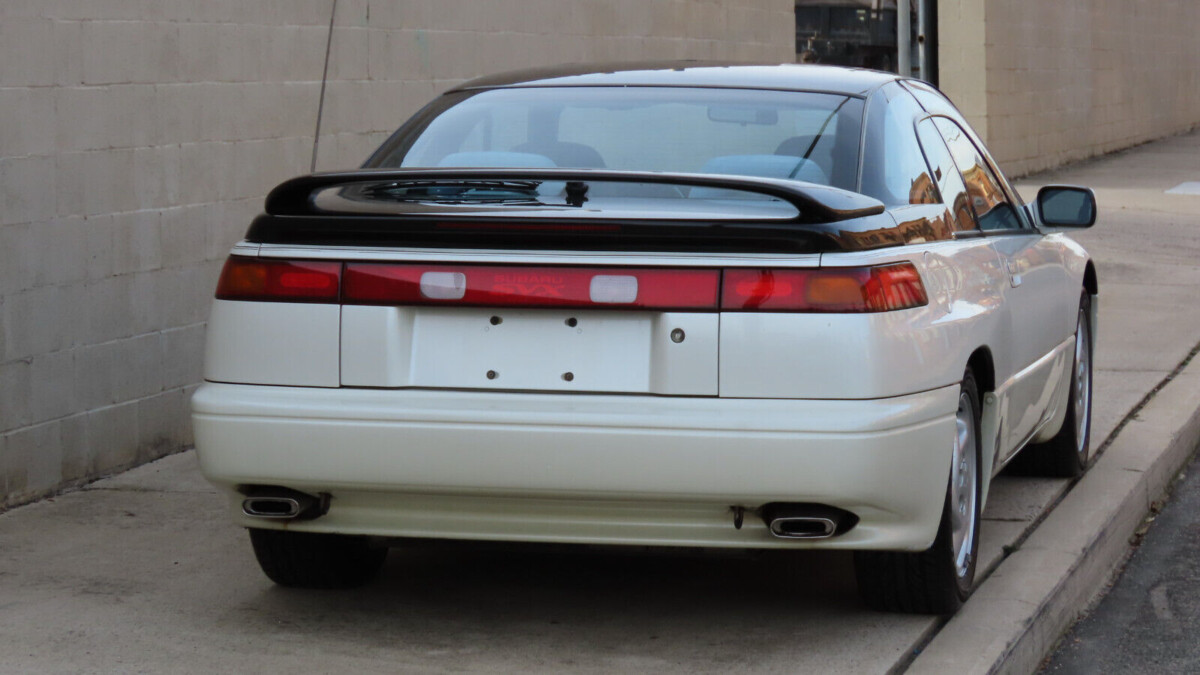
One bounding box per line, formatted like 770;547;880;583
1037;185;1097;228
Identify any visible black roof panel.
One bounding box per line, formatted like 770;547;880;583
449;62;898;97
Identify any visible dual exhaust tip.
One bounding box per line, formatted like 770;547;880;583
241;489;857;540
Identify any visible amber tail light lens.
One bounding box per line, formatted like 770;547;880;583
721;263;927;312
215;257;341;303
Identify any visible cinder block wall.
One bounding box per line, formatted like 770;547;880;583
940;0;1200;177
0;0;794;507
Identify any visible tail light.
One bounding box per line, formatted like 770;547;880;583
721;263;927;312
214;258;925;313
342;264;721;310
215;257;341;303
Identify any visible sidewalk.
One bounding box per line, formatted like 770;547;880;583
1;130;1198;673
910;128;1200;672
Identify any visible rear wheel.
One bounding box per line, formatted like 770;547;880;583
1008;292;1093;478
854;368;982;614
249;529;387;588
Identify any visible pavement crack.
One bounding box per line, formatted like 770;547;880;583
81;487;216;495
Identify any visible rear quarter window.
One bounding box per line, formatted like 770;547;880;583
916;118;976;232
860;83;938;206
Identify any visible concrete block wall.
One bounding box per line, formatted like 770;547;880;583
0;0;794;507
312;0;796;170
939;0;1200;177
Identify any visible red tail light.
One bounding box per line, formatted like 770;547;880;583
215;257;341;303
215;258;925;313
721;263;927;312
342;264;721;310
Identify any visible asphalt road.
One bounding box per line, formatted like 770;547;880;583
1042;452;1200;674
0;131;1198;673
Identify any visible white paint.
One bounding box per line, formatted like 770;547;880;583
203;300;341;388
340;306;718;395
201;224;1092;552
1166;182;1200;195
192;381;958;550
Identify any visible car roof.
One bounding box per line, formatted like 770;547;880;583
449;62;900;98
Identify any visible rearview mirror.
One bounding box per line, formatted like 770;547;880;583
1037;186;1096;228
707;105;778;125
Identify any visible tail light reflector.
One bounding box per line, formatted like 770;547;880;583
721;263;927;312
419;271;468;300
215;257;341;303
589;275;639;304
342;264;720;309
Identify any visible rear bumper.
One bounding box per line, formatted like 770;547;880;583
192;383;959;551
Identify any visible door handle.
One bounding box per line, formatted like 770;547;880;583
1007;261;1022;287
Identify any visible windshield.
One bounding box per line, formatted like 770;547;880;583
367;87;864;193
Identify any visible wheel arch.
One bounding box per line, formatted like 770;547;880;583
966;347;996;396
1083;260;1098;297
1083;260;1098;356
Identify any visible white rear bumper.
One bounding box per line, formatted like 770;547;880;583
192;383;959;551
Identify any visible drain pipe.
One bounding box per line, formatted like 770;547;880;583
310;0;339;172
897;0;911;76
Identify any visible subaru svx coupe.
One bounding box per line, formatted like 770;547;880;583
192;63;1098;614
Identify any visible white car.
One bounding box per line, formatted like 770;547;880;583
192;63;1097;614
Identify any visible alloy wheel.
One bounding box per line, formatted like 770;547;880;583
1073;307;1092;457
951;390;979;578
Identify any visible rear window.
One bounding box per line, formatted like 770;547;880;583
367;87;864;193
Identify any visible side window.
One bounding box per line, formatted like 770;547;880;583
904;79;1029;214
916;118;975;232
933;118;1023;231
860;84;938;206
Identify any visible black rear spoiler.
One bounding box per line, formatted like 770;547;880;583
264;168;885;223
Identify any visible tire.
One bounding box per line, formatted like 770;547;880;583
1007;292;1093;478
248;528;387;589
854;368;982;614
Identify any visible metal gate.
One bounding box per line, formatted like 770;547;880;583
794;0;936;84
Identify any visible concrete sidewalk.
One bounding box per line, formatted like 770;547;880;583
1;130;1198;673
911;129;1200;673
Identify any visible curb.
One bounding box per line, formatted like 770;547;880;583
908;356;1200;674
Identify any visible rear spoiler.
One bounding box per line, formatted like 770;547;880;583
264;168;885;224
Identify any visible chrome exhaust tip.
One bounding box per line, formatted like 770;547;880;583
760;502;857;539
242;496;306;519
239;486;325;520
768;516;837;539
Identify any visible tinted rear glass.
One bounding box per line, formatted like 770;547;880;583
367;87;864;193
